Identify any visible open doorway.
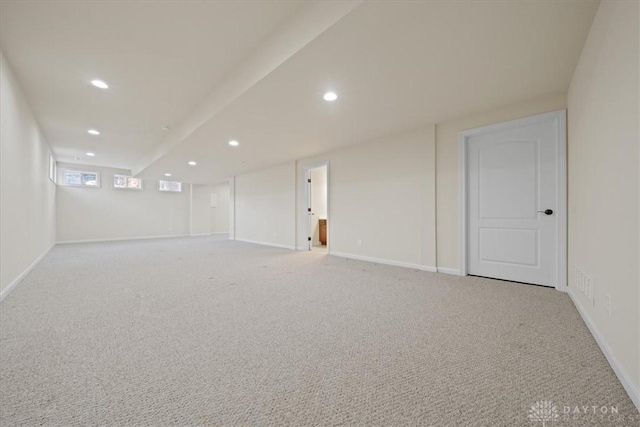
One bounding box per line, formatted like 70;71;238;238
306;164;328;251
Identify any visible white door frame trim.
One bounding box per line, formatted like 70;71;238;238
302;161;330;253
458;109;567;291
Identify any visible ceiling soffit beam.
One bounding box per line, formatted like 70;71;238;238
132;0;363;176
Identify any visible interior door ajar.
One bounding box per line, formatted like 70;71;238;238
465;111;565;287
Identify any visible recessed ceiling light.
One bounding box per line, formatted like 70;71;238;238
88;129;100;135
164;173;172;177
323;91;338;101
91;80;109;89
228;140;239;147
86;152;95;157
188;161;197;166
74;156;81;160
161;125;170;131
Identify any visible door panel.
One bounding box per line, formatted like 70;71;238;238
479;228;538;266
479;140;538;219
467;117;560;287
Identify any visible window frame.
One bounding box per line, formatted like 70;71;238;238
113;174;143;191
62;169;101;188
48;154;57;183
158;180;182;193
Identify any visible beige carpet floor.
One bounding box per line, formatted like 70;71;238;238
0;236;637;426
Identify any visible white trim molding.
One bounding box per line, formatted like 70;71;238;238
57;234;188;244
330;251;437;272
234;238;296;251
458;109;567;291
568;288;640;411
437;267;462;276
0;244;55;302
301;160;330;253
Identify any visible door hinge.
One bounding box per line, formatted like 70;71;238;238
308;208;311;212
308;237;311;241
308;178;311;183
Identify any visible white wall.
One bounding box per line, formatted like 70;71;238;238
210;181;230;234
309;165;327;245
297;125;436;269
567;0;639;404
235;162;296;248
191;184;213;235
56;163;191;242
233;125;436;270
0;52;56;296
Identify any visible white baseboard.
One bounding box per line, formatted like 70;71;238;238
189;232;213;237
567;288;640;412
0;244;55;302
57;234;188;244
330;251;437;272
296;245;329;251
296;245;321;251
437;267;462;276
234;238;295;251
211;232;229;235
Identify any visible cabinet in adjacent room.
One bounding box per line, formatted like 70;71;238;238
319;219;327;246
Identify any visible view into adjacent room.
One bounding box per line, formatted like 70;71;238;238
306;164;328;251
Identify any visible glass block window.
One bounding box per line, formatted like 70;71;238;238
63;170;100;187
159;180;182;192
114;175;142;190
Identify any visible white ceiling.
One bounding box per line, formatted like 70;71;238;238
1;1;599;185
0;0;304;168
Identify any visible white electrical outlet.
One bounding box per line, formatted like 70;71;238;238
357;238;362;246
605;294;611;317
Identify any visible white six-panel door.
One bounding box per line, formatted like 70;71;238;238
461;111;566;288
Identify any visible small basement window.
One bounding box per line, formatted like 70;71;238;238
114;174;142;190
63;170;100;187
159;180;182;192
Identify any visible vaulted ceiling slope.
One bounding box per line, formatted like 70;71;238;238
1;1;599;185
0;0;306;168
